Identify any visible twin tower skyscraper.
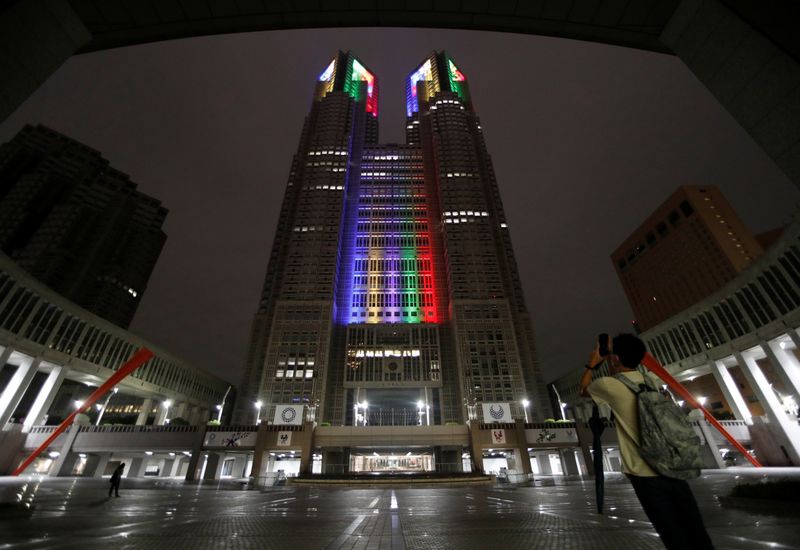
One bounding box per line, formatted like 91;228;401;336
233;52;548;427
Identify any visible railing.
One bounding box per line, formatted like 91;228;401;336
363;409;426;426
26;426;58;434
206;424;257;432
78;425;198;433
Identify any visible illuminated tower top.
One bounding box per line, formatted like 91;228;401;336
405;51;471;118
316;51;378;117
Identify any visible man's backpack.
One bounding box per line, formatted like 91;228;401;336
614;373;703;480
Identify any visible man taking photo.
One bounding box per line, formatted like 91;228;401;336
579;333;714;550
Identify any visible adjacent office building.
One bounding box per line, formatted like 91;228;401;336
0;125;167;328
611;185;764;331
235;52;548;431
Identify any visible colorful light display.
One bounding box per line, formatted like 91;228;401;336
347;153;438;324
406;56;469;117
344;59;378;117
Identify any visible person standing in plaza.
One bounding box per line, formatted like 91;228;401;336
108;463;124;497
579;333;714;550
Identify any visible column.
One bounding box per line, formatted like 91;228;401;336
89;453;111;477
709;360;752;422
160;457;180;477
231;455;247;478
762;340;800;400
184;424;207;481
128;457;148;478
689;409;726;469
574;421;596;477
154;401;169;425
51;424;81;476
23;366;67;429
136;398;153;426
172;402;187;422
734;351;800;464
0;356;41;428
187;405;200;425
535;454;553;474
203;452;224;480
559;449;580;476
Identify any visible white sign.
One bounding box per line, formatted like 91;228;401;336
273;404;304;425
277;431;292;446
491;429;506;445
482;403;512;423
204;431;256;448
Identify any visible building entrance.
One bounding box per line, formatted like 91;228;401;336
350;449;434;473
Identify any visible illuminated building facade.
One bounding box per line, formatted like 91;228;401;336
235;52;547;439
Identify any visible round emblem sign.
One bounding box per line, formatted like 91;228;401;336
281;407;297;423
489;404;505;420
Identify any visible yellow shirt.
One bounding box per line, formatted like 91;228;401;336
588;371;658;477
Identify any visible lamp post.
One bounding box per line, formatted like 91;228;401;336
95;387;119;426
521;399;530;423
254;400;263;425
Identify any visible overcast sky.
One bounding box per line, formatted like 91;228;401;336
1;27;797;386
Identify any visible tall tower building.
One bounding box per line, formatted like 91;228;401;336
235;52;547;434
0;125;167;328
611;185;764;331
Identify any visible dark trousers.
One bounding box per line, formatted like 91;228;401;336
627;474;714;550
109;481;120;497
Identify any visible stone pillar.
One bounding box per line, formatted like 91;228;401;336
467;421;484;474
298;422;314;474
184;425;207;481
128;457;148;478
559;449;580;475
762;341;800;401
535;454;553;474
231;455;247;478
136;398;153;426
689;410;726;469
154;401;169;426
172;402;187;422
0;356;41;428
160;458;179;477
734;351;800;464
709;360;752;422
22;366;67;429
89;453;111;477
203;452;224;480
574;421;596;476
51;424;81;476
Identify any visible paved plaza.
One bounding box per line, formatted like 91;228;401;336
0;469;798;549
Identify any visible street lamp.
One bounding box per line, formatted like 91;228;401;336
95;387;119;426
254;400;263;425
521;399;530;423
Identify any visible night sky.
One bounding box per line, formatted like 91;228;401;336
0;28;797;387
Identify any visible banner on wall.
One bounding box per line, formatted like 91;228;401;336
273;404;304;425
482;403;512;423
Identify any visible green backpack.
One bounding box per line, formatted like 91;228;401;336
614;373;703;480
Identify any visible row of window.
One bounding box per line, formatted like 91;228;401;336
354;235;430;248
0;271;224;402
351;274;434;289
618;199;695;270
353;258;433;272
645;243;800;364
350;292;435;308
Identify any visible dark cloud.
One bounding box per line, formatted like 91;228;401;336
1;28;795;386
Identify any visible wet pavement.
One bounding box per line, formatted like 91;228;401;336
0;468;798;549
